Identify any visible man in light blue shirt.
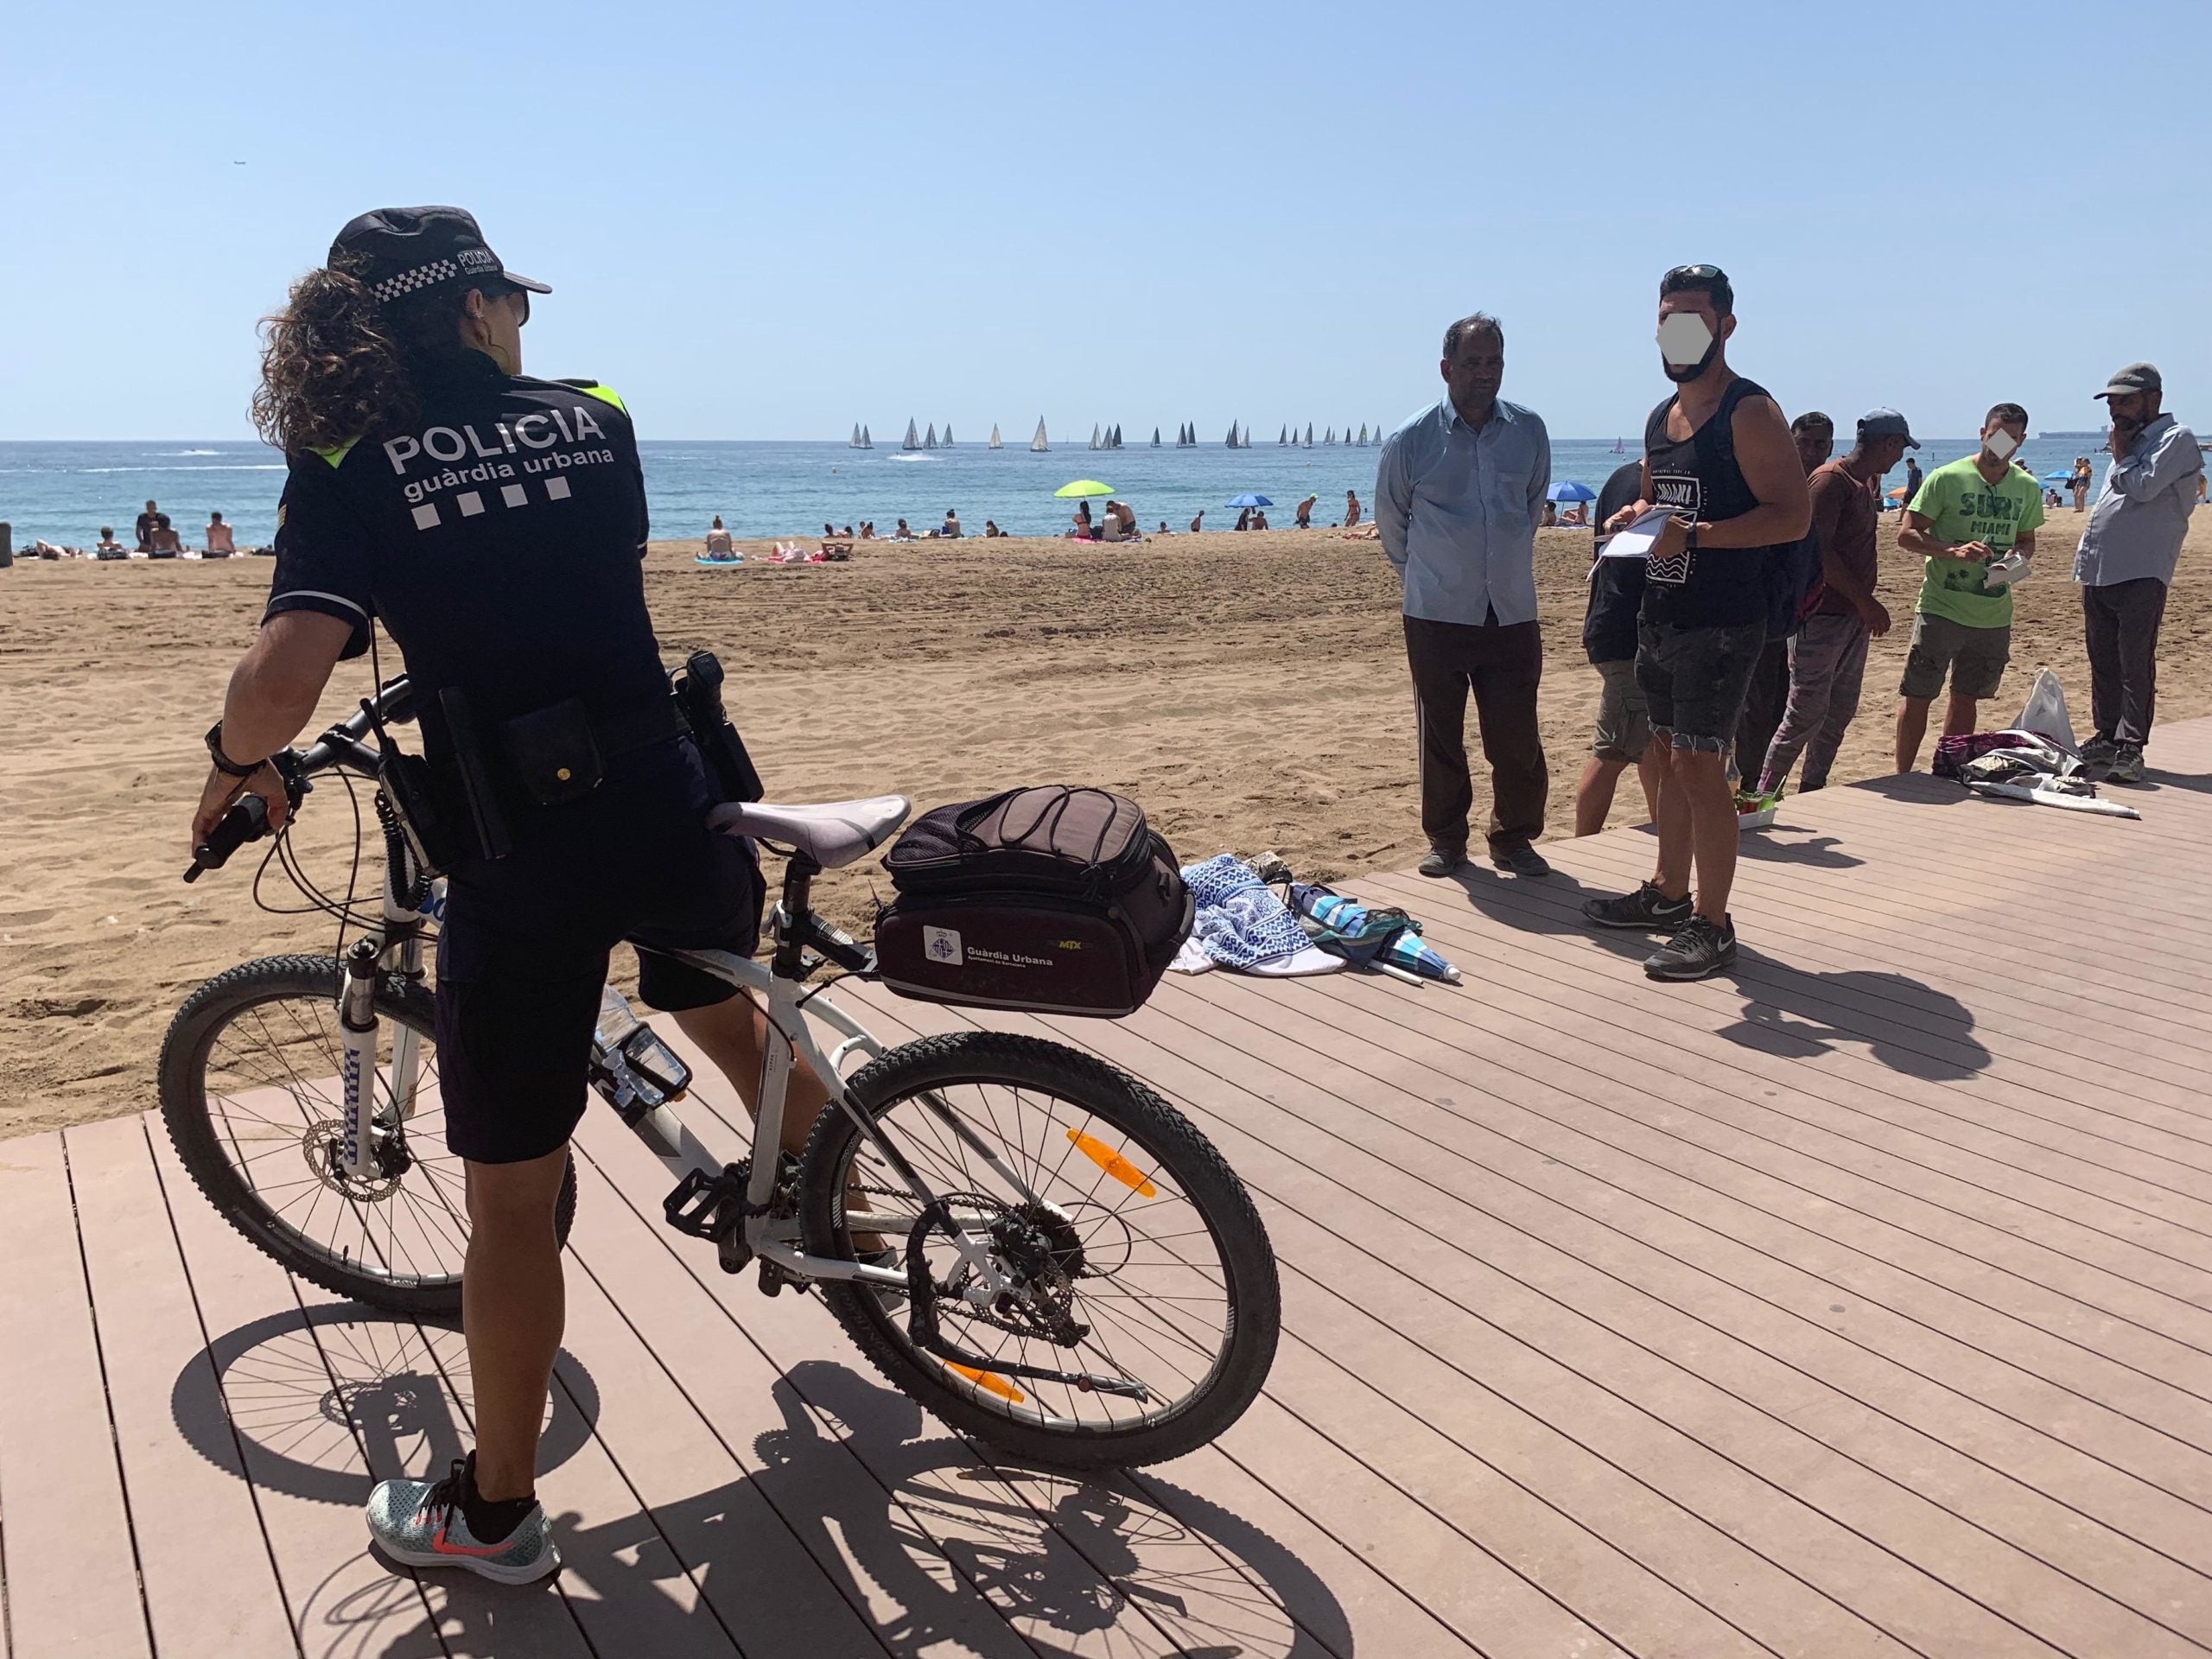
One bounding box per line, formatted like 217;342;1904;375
1376;312;1554;878
2071;362;2203;781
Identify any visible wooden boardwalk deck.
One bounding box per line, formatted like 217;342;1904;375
7;717;2212;1658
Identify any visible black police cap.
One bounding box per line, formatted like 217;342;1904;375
330;206;551;307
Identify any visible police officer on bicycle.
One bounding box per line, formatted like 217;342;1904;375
190;207;831;1581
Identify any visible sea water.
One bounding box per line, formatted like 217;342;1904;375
0;435;2107;551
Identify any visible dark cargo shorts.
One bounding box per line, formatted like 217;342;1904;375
433;738;764;1165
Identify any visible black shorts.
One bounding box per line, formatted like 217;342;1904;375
433;738;764;1164
1636;617;1768;750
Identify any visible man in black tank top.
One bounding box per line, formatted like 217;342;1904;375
1580;265;1812;981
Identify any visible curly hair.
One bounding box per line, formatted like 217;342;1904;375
251;250;468;455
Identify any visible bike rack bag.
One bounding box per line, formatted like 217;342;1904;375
874;786;1192;1018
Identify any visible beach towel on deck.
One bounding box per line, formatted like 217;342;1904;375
1175;855;1343;976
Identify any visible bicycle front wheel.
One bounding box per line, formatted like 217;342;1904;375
157;956;575;1315
799;1029;1279;1469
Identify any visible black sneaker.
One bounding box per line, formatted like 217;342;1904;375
1491;839;1552;878
1417;844;1466;878
1643;914;1738;982
1582;880;1693;931
2080;734;2118;769
2106;743;2145;784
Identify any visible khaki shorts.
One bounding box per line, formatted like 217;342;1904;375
1899;612;2011;702
1590;658;1650;762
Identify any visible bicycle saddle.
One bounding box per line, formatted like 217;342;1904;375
707;796;911;868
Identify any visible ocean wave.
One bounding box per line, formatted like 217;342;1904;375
887;453;935;463
159;448;222;456
79;463;285;474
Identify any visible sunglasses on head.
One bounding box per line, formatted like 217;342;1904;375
1663;264;1728;285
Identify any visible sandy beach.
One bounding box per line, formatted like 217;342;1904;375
5;512;2208;1139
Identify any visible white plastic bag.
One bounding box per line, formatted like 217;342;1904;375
2015;669;2077;751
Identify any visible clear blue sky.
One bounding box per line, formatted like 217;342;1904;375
7;0;2203;442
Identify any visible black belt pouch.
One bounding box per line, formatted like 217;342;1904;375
499;698;605;806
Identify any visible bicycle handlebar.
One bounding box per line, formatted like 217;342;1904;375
181;676;416;883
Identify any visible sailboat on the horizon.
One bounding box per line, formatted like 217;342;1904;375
1151;427;1160;447
943;424;954;446
902;418;920;452
988;423;1001;449
1090;424;1103;451
924;423;938;448
1031;417;1049;453
1279;424;1288;445
861;424;873;448
1303;423;1313;448
1111;423;1122;448
1357;423;1369;446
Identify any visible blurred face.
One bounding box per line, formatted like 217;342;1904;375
2104;389;2155;427
1440;327;1503;413
1866;435;1907;474
1793;425;1834;474
1656;292;1733;383
1980;414;2027;463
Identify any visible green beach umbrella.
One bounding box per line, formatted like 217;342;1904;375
1053;480;1115;498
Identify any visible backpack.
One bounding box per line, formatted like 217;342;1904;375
873;786;1192;1017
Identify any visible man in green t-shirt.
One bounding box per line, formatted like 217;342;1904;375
1893;402;2044;771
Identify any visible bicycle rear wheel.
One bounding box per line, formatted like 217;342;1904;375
158;956;575;1315
799;1029;1279;1469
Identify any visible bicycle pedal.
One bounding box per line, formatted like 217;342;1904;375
663;1163;747;1242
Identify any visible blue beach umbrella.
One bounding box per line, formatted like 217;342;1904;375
2042;470;2074;483
1547;480;1598;504
1225;493;1273;508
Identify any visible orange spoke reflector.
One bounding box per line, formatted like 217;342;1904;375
947;1362;1025;1403
1066;1129;1157;1197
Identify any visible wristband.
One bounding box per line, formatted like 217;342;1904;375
203;721;263;779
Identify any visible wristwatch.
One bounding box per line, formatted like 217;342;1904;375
203;721;262;779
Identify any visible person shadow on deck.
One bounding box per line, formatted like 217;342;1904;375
1420;865;1992;1081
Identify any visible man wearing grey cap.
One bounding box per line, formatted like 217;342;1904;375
2073;363;2202;782
1757;410;1911;794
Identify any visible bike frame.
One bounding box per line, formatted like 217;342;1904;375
355;823;1028;1302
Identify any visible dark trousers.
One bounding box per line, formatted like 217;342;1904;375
1404;612;1547;852
2082;578;2168;747
1732;637;1790;785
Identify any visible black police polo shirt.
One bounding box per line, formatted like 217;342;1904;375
264;351;668;742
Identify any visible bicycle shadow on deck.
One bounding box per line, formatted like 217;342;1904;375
180;1312;1346;1658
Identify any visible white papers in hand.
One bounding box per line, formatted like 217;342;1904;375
1597;506;1683;561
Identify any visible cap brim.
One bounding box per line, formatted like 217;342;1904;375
1902;435;1921;448
502;270;552;295
1244;943;1347;977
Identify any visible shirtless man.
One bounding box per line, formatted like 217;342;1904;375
1295;493;1318;528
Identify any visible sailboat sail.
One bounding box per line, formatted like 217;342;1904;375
988;424;1001;449
861;424;872;448
1303;423;1313;447
943;425;954;446
902;418;920;451
1111;424;1122;448
1031;417;1049;453
1279;424;1287;445
1089;424;1102;450
1357;423;1368;445
924;423;938;448
1151;427;1160;447
850;423;861;448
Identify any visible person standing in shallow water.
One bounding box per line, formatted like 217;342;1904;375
1376;310;1555;881
1580;264;1811;982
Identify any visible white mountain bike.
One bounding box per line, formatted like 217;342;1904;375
160;680;1279;1468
